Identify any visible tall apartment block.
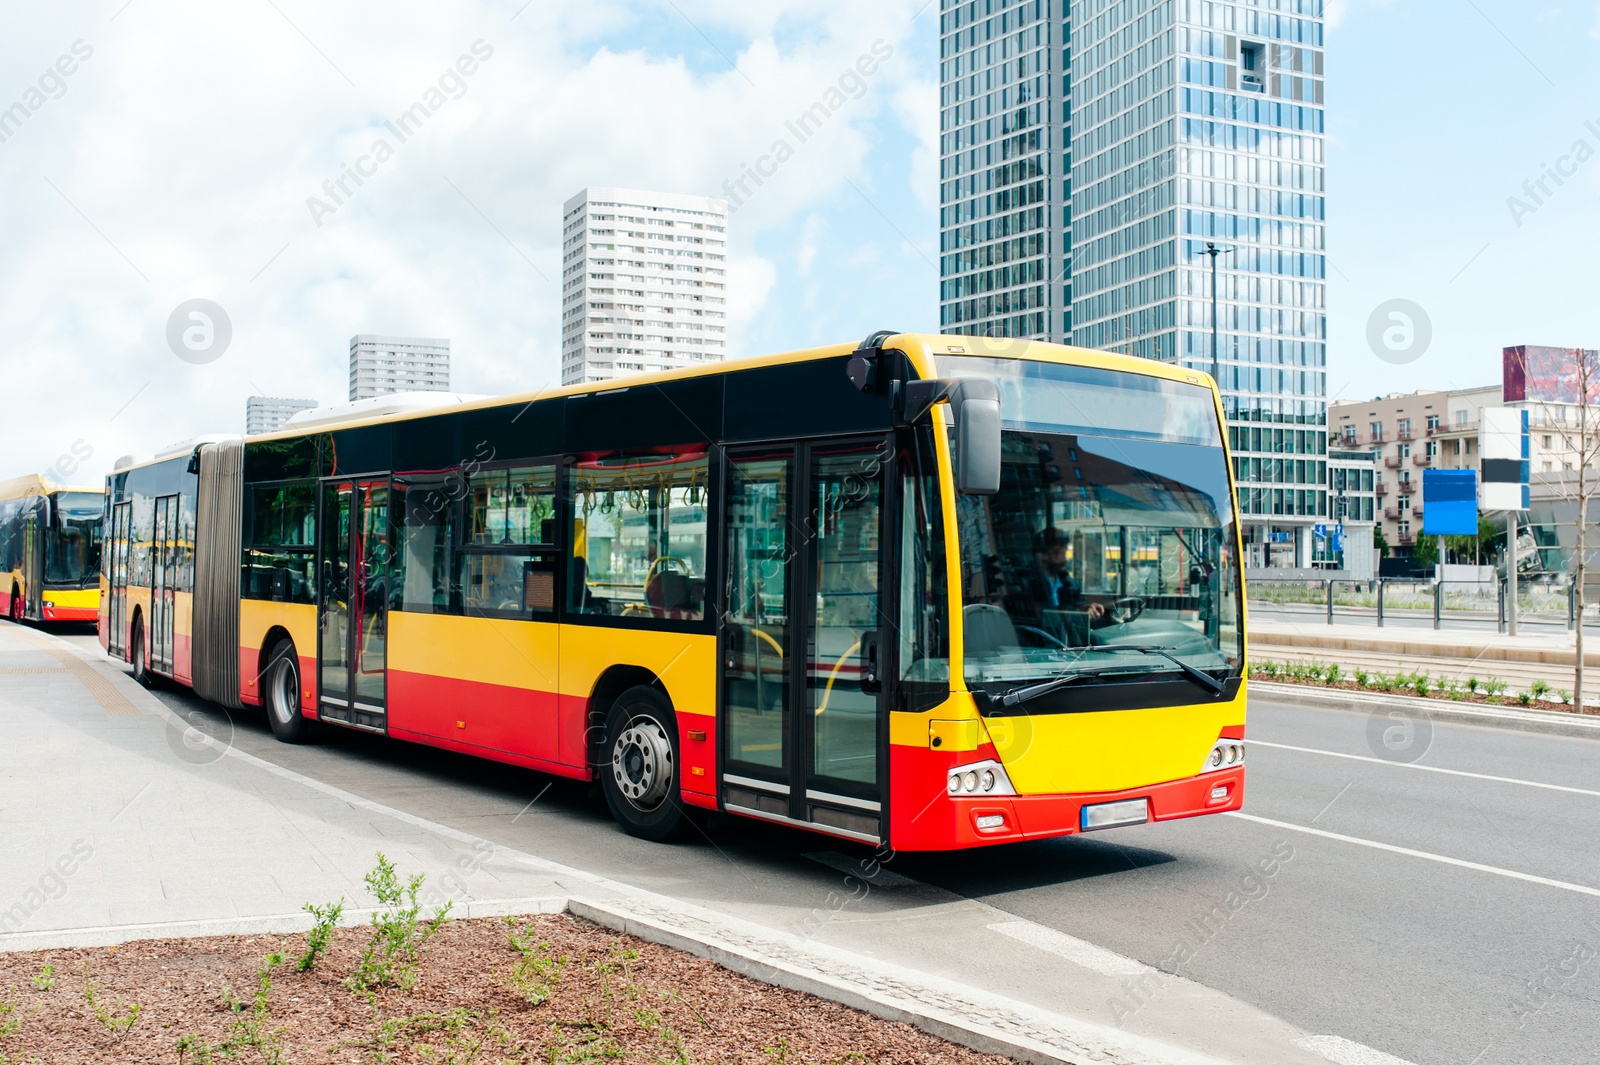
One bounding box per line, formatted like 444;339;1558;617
348;335;451;401
245;396;316;435
561;187;729;386
940;0;1329;567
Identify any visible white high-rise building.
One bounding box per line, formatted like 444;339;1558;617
245;396;317;435
560;187;728;385
349;335;450;401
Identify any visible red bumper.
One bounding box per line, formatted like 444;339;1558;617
42;604;99;622
891;764;1246;851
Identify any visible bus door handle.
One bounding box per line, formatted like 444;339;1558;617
859;630;881;693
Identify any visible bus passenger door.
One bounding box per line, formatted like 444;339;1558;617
720;439;888;845
150;494;178;672
317;479;389;731
107;501;131;656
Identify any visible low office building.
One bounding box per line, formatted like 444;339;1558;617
245;396;317;436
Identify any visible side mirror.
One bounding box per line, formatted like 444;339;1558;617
901;378;1002;495
950;379;1001;495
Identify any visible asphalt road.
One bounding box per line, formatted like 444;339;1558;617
60;631;1600;1065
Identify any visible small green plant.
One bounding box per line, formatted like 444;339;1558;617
176;953;288;1065
349;853;453;994
1466;676;1479;693
83;968;141;1042
1483;676;1507;703
506;920;568;1007
1530;678;1551;700
1557;688;1572;704
299;898;345;972
1353;667;1369;688
1411;673;1431;697
0;994;20;1038
1323;662;1342;685
31;963;54;992
1515;689;1534;706
374;1010;477;1062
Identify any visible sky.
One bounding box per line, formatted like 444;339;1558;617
1;0;1597;481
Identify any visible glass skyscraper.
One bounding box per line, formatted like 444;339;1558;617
940;0;1328;565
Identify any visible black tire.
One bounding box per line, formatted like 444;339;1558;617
130;615;152;688
263;639;314;743
598;686;699;842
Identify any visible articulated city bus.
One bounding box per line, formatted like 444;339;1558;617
1;474;105;623
100;332;1246;849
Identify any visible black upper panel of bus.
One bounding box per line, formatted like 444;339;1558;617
241;352;906;482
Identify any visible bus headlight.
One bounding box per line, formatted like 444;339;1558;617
946;760;1016;796
1202;739;1245;774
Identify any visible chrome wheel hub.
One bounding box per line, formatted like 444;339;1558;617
611;716;673;811
270;660;297;724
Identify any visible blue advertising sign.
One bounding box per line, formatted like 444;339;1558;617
1422;469;1478;535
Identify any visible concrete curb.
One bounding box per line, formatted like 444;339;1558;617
1250;681;1600;739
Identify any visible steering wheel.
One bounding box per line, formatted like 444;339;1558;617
1108;596;1145;624
646;556;691;582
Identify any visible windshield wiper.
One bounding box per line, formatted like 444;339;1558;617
993;644;1226;708
994;664;1155;708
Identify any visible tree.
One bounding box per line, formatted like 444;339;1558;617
1533;347;1600;708
1373;523;1390;559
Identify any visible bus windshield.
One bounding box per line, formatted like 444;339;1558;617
938;357;1242;696
46;491;104;585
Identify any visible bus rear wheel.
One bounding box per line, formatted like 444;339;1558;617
264;640;313;744
599;686;698;842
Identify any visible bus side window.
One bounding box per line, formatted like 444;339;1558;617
397;480;458;614
568;448;709;622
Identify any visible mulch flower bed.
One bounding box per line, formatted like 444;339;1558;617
0;913;1015;1064
1252;673;1600;715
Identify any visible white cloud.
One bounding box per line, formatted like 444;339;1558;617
0;1;933;476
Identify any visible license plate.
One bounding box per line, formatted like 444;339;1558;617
1081;798;1150;831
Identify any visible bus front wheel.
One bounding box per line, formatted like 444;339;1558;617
130;616;152;688
600;686;699;842
264;640;313;744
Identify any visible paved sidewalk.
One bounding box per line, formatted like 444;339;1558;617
0;623;1363;1065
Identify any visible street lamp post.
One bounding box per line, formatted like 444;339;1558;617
1203;242;1234;387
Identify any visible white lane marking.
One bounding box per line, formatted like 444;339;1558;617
1297;1033;1422;1065
987;920;1152;977
1249;739;1600;799
1229;813;1600;899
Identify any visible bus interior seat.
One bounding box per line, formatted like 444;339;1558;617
964;603;1020;657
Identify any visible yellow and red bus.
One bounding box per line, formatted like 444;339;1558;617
1;474;104;623
100;333;1245;849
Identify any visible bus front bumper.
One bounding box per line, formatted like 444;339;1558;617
893;766;1245;851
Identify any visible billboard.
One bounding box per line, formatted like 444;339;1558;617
1478;408;1529;512
1503;345;1600;404
1421;469;1477;535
